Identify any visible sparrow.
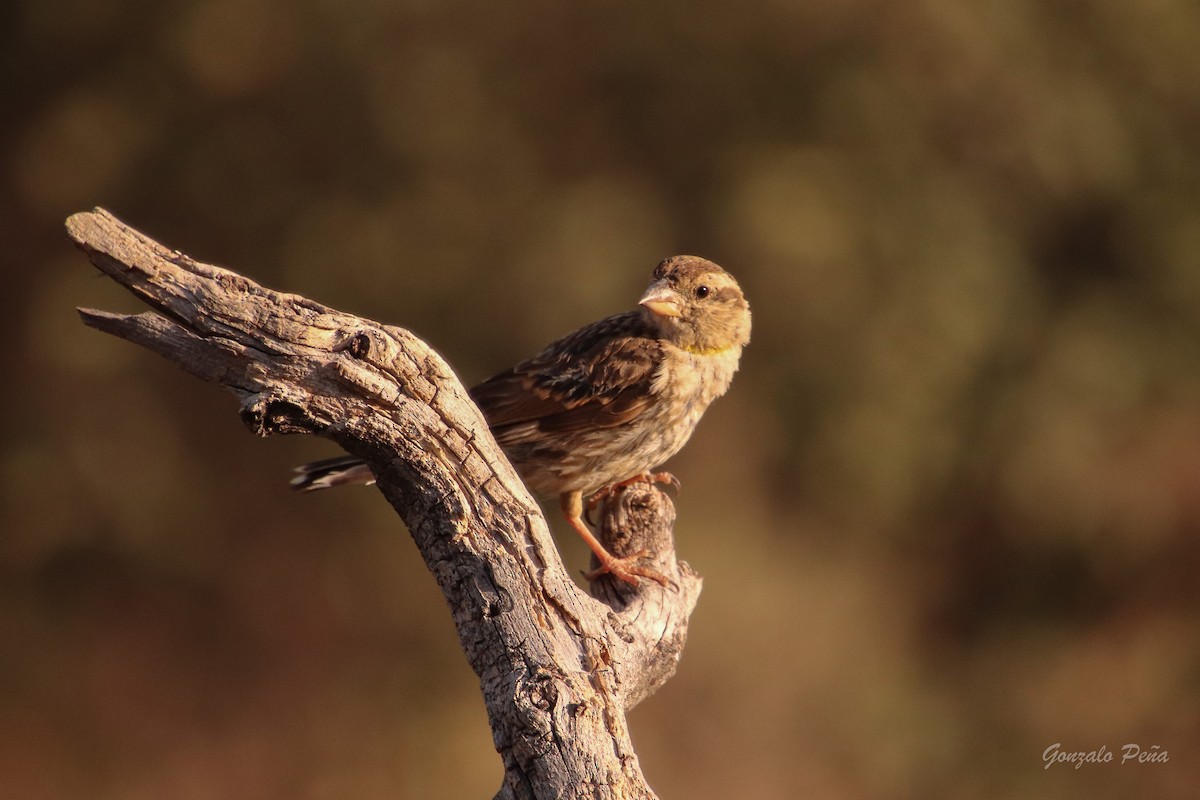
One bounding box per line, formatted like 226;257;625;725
292;255;751;585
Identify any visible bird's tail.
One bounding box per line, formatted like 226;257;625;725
291;455;375;492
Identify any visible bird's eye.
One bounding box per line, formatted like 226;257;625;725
695;285;710;299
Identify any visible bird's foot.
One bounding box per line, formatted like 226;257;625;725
584;550;671;587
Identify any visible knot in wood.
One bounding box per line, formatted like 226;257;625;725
517;668;562;717
596;482;676;562
334;330;374;359
239;395;317;436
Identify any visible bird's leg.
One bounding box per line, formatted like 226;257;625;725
560;490;668;587
584;471;680;524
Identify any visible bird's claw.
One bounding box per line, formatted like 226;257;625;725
650;471;681;494
584;551;671;587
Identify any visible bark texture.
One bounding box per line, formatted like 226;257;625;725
68;208;702;800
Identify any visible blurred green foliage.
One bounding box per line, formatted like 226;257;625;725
3;0;1200;797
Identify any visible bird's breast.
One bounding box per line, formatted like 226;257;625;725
652;343;743;442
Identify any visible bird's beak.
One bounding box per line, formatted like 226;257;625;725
639;281;682;318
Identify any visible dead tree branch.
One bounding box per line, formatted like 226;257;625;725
68;208;702;800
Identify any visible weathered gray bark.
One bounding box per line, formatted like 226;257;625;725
68;208;702;800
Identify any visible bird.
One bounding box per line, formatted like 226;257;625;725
292;255;751;585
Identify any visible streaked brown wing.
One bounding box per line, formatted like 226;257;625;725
469;312;660;442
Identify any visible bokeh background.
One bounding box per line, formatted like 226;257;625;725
4;0;1200;797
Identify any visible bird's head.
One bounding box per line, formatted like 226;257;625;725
638;255;751;354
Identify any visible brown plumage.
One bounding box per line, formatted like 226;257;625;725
293;255;751;585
